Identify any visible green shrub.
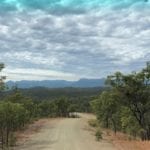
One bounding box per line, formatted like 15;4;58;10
95;129;102;141
88;119;98;128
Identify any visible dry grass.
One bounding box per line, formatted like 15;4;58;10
104;129;150;150
88;119;98;127
16;119;49;145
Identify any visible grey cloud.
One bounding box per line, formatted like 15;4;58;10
0;6;150;80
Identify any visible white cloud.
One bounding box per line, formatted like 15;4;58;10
0;2;150;80
2;67;79;81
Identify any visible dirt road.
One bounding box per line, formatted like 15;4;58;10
16;113;117;150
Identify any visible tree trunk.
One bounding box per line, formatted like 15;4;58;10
1;129;4;149
6;128;10;146
112;119;117;134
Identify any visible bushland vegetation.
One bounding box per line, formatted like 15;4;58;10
91;62;150;140
0;63;102;149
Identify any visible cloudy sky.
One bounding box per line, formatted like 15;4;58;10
0;0;150;81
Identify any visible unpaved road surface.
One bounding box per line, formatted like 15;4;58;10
16;113;117;150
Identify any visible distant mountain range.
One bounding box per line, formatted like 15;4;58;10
6;78;105;89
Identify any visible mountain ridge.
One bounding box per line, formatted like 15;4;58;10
6;78;105;89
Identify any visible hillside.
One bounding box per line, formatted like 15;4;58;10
6;78;105;89
2;87;105;101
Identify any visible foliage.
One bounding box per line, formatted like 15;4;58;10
91;62;150;140
0;62;106;148
91;91;121;133
95;129;102;141
88;119;98;128
0;102;29;148
0;63;6;91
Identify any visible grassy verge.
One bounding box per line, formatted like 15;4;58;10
88;119;103;141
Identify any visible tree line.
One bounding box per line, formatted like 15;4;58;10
0;86;106;114
91;62;150;140
0;63;84;149
0;91;77;148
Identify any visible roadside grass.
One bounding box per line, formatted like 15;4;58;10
97;127;150;150
88;119;103;141
95;129;103;141
88;118;150;149
88;119;98;128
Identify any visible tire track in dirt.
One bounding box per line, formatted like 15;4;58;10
16;113;117;150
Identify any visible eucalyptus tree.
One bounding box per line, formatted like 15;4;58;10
91;91;121;133
106;62;150;140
